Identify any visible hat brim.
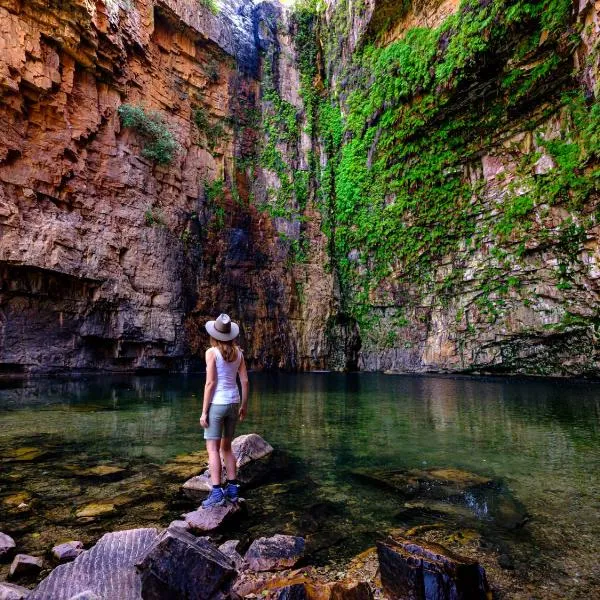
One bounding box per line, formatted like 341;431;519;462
205;321;240;342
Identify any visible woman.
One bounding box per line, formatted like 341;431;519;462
200;313;249;508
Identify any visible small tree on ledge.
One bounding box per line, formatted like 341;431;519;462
118;104;179;166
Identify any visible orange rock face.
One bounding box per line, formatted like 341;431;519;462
0;0;336;372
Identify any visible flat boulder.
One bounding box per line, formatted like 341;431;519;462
183;502;243;533
244;535;305;572
52;541;84;562
0;532;16;560
136;528;237;600
9;554;42;578
376;536;489;600
0;582;29;600
28;527;159;600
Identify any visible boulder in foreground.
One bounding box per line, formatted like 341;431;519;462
377;536;490;600
183;501;244;533
9;554;42;578
0;582;29;600
136;528;237;600
244;534;305;572
28;528;159;600
52;541;84;562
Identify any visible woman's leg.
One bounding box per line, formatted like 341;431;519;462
220;437;236;481
207;439;222;485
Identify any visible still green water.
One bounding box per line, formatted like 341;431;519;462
0;373;599;597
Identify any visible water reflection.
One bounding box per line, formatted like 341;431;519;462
0;373;599;596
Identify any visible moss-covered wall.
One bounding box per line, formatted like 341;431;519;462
288;0;600;375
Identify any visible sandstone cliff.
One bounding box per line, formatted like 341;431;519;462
1;0;599;376
0;0;338;372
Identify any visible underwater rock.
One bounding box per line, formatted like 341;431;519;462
29;528;159;600
0;532;16;559
75;502;116;518
244;535;305;572
377;536;489;600
218;540;245;571
73;465;126;478
4;448;46;462
52;541;84;562
183;501;244;533
136;528;237;600
0;582;29;600
9;553;43;578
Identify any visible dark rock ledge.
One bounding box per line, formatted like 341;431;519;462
1;435;494;600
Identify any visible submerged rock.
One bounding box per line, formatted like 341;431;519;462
9;553;43;578
4;447;46;462
136;528;237;600
52;541;84;562
29;528;159;600
75;502;116;518
244;535;305;572
376;536;489;600
0;532;16;559
0;582;29;600
73;465;126;478
183;501;244;533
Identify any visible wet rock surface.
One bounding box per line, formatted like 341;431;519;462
377;536;490;600
245;535;306;572
28;528;159;600
136;528;237;600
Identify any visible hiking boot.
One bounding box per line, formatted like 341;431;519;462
202;487;225;508
224;482;240;503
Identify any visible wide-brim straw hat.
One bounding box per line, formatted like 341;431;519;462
205;313;240;342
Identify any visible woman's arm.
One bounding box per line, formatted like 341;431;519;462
200;349;217;428
238;354;249;421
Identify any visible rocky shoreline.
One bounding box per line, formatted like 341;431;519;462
0;434;537;599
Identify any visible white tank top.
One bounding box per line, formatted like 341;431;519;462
211;347;242;405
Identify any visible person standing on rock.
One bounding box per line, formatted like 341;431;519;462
200;313;249;508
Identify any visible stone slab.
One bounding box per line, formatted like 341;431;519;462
28;528;159;600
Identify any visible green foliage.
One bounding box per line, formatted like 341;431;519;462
118;104;178;165
307;0;597;323
144;207;165;227
198;0;219;15
193;106;209;130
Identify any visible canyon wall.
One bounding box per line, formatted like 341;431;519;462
315;0;600;376
1;0;599;376
0;0;338;373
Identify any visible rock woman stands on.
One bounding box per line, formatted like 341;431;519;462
200;313;249;508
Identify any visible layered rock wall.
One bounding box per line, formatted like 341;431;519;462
0;0;338;372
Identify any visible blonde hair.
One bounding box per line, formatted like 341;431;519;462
210;336;240;362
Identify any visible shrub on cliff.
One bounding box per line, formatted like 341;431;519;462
118;104;178;165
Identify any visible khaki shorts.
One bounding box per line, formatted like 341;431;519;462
204;402;239;440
